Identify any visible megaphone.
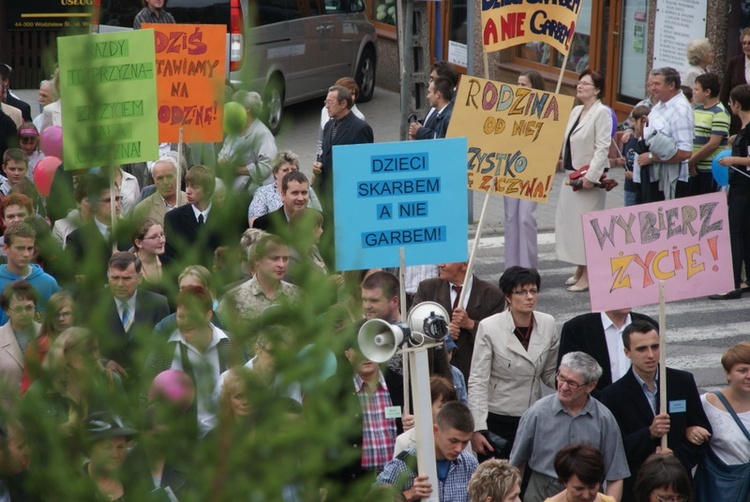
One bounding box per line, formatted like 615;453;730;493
358;319;411;363
408;301;450;341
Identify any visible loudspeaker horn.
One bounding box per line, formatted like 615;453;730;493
407;301;450;341
358;319;406;363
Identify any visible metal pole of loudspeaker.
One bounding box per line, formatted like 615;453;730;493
405;344;439;501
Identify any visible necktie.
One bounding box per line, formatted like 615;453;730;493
197;213;204;226
121;304;133;336
452;285;462;311
330;121;339;142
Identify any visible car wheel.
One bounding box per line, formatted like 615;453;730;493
263;76;285;136
355;48;376;103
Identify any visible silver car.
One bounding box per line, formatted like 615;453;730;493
96;0;377;134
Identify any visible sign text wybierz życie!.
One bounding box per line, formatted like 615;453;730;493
582;193;733;311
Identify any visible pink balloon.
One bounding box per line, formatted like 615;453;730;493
39;126;63;158
148;369;196;411
33;156;61;197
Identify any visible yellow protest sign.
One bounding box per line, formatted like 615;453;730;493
481;0;582;55
446;76;574;203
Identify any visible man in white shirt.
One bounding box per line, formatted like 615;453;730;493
637;67;694;200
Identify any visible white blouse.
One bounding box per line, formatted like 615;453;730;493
701;393;750;465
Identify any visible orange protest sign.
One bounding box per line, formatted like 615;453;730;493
143;24;226;143
481;0;581;55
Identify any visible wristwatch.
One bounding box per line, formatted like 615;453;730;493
648;153;653;160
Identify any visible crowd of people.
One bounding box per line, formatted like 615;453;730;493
0;7;748;498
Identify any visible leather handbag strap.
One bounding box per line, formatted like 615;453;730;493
713;391;750;442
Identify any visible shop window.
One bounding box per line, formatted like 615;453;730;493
372;0;396;26
513;0;593;74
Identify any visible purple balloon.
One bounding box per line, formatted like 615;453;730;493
606;106;618;137
39;126;63;159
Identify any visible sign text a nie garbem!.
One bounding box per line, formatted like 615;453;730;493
447;76;574;203
481;0;582;55
582;192;733;312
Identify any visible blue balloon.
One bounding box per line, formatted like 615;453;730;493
712;150;732;187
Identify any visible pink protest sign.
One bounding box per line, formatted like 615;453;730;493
582;192;733;312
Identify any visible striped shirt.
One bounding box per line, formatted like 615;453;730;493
693;102;730;171
133;7;175;29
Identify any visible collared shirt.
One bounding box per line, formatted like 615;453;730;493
449;274;473;310
645;91;694;181
353;370;396;471
376;447;478;502
510;394;630;481
133;7;175;29
693;102;730;171
246;182;322;218
191;202;212;224
745;57;750;87
403;265;439;294
94;218;110;240
115;292;137;324
217;276;300;323
168;324;229;435
633;367;659;415
600;312;632;383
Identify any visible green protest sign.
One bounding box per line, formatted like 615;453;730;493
58;30;159;170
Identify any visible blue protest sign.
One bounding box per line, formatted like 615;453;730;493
333;138;469;271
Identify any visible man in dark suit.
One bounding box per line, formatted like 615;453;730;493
0;65;31;122
600;321;711;502
558;307;658;391
66;174;132;292
252;171;310;237
163;165;244;269
409;77;454;140
313;84;373;205
413;262;504;384
409;61;458;140
93;252;170;384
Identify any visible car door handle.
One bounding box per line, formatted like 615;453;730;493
325;24;334;31
317;25;326;32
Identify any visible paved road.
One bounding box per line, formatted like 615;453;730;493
16;86;744;391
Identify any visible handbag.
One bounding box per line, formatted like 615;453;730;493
694;392;750;502
566;165;619;192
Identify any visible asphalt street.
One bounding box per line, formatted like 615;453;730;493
15;86;743;390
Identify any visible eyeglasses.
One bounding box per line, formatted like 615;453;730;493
577;81;595;87
556;373;587;390
652;494;688;502
512;288;539;296
9;305;35;314
143;233;166;241
323;99;342;106
101;196;123;203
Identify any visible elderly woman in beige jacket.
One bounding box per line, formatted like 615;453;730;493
468;267;559;460
555;69;613;292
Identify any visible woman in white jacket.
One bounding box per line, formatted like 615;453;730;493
468;266;559;460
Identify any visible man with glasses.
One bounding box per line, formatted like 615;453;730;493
510;351;629;502
600;322;710;502
66;174;131;291
558;307;658;392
